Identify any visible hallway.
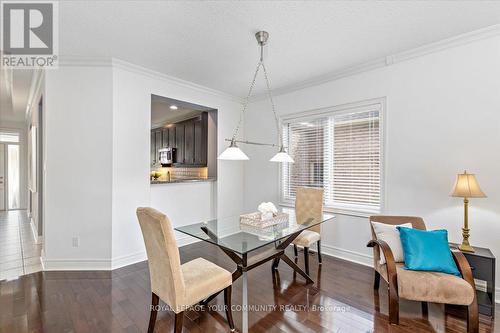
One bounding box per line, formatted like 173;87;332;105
0;210;42;281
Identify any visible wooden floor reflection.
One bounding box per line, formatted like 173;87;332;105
0;241;498;332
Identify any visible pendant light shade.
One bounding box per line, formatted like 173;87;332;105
218;141;249;160
270;146;294;163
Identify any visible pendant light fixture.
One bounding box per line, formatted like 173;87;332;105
218;31;294;163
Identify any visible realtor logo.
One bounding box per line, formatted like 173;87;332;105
1;1;58;68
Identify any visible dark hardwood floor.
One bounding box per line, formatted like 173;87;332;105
0;241;498;333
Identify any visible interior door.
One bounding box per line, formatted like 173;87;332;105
0;144;5;210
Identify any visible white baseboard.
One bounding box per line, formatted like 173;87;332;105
320;244;373;267
111;251;147;270
177;234;200;247
42;258;111;271
319;246;500;304
38;236;500;305
29;218;42;244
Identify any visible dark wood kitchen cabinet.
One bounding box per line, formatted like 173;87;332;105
161;128;169;147
168;127;176;147
150;130;156;165
175;122;185;164
150;128;163;165
173;113;208;166
151;112;208;167
194;113;208;165
184;119;195;164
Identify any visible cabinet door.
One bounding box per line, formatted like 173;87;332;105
150;130;155;165
155;129;162;162
194;113;208;165
168;126;176;147
175;123;185;163
162;128;169;147
184;119;195;164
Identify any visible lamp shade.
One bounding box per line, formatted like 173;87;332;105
270;146;294;163
218;141;249;160
450;171;486;198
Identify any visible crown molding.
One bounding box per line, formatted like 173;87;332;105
111;58;242;104
57;55;242;103
250;23;500;101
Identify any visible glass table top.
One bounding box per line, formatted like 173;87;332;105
175;208;334;255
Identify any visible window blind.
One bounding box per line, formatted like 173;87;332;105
281;103;382;214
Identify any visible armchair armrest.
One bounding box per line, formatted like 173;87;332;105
367;239;398;295
451;250;476;289
451;249;479;332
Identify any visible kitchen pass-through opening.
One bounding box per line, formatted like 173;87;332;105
150;95;218;183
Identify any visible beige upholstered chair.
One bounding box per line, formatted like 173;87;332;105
292;187;324;275
367;215;478;333
136;207;234;333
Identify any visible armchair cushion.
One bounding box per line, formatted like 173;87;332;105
398;227;461;277
371;221;412;264
379;263;475;305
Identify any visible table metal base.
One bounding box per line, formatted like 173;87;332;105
200;230;313;333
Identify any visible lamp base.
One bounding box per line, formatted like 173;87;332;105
459;227;475;252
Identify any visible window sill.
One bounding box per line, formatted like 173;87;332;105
279;202;377;219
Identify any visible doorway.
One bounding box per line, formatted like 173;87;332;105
0;131;21;211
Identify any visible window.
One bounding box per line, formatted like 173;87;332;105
280;100;383;214
0;131;19;143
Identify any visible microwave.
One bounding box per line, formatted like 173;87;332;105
158;147;176;166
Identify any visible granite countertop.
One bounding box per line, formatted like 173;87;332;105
151;177;216;185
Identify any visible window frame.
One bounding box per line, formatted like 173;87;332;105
278;97;386;217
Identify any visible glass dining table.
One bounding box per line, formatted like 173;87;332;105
175;208;334;333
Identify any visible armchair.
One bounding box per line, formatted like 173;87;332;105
367;215;478;333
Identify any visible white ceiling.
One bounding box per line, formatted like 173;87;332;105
151;95;213;128
59;1;500;97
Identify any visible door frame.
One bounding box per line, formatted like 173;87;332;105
0;143;5;211
0;129;22;211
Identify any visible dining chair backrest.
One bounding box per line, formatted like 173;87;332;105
136;207;185;310
295;187;324;233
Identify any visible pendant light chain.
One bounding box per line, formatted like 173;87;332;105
219;31;293;163
261;62;281;147
230;61;281;146
231;61;262;142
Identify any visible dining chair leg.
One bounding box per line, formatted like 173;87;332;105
373;271;380;290
224;286;235;331
272;258;281;270
317;240;322;264
293;245;298;257
174;312;184;333
304;247;310;276
148;292;159;333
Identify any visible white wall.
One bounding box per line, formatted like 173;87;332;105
245;36;500;286
150;181;217;246
41;59;243;270
111;61;244;268
43;66;113;269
